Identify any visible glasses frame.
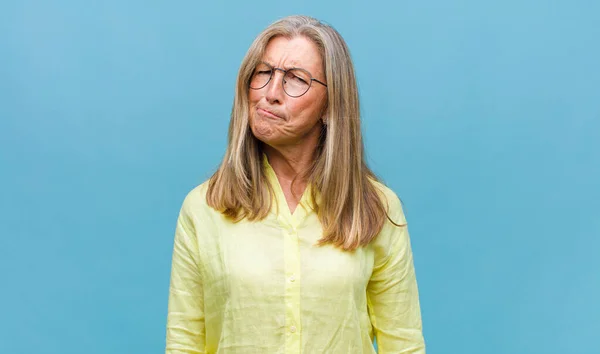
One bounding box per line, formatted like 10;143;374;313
249;62;328;98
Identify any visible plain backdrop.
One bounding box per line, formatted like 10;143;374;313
1;1;599;353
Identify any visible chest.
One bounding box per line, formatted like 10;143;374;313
196;215;375;298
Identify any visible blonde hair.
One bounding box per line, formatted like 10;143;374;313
207;15;397;251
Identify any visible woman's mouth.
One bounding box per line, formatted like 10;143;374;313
257;107;284;120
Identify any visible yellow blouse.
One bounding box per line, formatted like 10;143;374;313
166;159;425;353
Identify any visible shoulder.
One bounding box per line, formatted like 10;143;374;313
178;180;213;221
367;179;411;261
370;179;407;225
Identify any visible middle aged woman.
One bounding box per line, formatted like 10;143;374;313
166;15;426;354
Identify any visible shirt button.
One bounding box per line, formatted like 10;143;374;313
290;325;297;333
289;275;296;282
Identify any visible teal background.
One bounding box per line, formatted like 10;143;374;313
1;1;599;353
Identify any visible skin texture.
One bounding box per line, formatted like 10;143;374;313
248;36;328;213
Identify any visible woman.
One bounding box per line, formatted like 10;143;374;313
166;15;425;354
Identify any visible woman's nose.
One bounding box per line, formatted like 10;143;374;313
265;70;286;102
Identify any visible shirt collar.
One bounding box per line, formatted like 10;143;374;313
261;153;316;219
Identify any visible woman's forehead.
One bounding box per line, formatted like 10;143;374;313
261;36;323;73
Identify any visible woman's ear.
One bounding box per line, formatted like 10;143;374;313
320;102;329;125
321;110;328;125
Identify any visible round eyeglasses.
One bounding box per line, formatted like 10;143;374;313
249;62;327;98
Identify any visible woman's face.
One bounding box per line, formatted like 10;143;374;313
248;36;328;150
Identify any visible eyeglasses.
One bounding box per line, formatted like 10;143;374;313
249;62;327;98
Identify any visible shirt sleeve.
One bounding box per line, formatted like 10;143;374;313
367;194;425;354
166;198;206;354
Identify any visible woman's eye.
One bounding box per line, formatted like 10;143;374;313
293;75;308;84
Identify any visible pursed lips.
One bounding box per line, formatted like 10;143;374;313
257;107;285;120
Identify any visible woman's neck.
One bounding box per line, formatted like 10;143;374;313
263;144;316;213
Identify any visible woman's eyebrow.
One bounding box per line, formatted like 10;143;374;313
282;64;302;71
260;59;306;71
284;60;304;69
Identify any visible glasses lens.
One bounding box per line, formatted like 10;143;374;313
250;63;272;89
283;69;311;97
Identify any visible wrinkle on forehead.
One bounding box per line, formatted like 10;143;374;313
262;36;324;79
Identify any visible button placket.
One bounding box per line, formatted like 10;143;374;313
282;220;301;352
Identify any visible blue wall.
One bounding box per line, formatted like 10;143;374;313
1;1;598;353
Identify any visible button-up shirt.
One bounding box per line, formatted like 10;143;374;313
166;158;425;353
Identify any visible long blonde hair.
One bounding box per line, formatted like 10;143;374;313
207;15;396;251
